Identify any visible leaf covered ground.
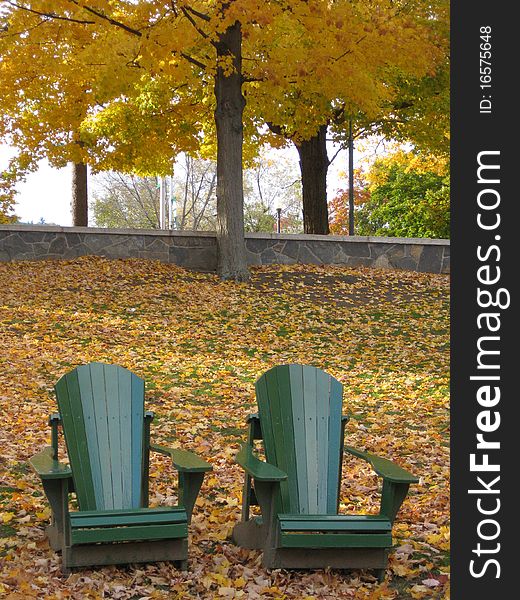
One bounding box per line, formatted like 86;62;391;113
0;257;449;599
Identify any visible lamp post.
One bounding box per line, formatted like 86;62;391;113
348;119;355;236
159;177;166;229
276;206;282;233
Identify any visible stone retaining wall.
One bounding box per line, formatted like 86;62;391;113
0;225;450;274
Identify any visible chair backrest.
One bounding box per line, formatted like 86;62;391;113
255;364;344;515
54;362;146;511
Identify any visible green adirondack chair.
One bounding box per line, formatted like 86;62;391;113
29;362;212;574
232;364;418;580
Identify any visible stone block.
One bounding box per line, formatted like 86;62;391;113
259;247;278;264
0;225;450;275
374;254;391;269
338;241;371;258
346;256;374;268
169;246;217;272
296;244;323;265
246;238;269;254
1;234;35;258
246;250;262;266
144;238;171;253
48;236;68;255
171;235;215;248
281;240;301;260
392;256;420;271
418;245;444;273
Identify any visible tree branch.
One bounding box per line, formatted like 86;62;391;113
68;1;142;36
180;6;212;42
5;1;95;25
180;51;207;71
328;145;345;166
184;5;211;22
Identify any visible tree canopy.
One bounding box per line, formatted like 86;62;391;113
353;150;450;239
0;0;449;276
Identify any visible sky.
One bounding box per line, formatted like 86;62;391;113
0;141;381;227
0;145;73;226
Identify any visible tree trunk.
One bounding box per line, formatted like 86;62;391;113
295;125;330;234
71;162;88;226
214;20;250;281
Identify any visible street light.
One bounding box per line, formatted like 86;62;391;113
276;206;282;233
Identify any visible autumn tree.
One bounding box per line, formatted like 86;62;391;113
328;169;370;235
354;150;450;239
0;0;448;277
0;2;206;228
255;0;450;234
0;1;258;278
91;174;160;229
0;194;17;223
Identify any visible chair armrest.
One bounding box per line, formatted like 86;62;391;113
345;445;418;484
235;445;287;482
29;447;72;480
150;444;212;473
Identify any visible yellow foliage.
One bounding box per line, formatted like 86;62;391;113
0;0;449;178
0;257;449;598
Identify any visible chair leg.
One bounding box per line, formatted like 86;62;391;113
61;546;72;577
42;478;70;553
375;568;386;583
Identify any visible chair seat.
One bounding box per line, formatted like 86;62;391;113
277;514;393;549
70;506;188;545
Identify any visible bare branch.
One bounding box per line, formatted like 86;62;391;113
328;145;344;166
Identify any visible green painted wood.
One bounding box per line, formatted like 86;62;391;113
34;363;212;571
235;445;287;481
278;517;392;532
255;375;278;469
151;445;212;472
327;378;344;513
105;364;124;508
141;411;153;507
55;363;147;512
235;364;417;573
316;368;330;513
247;414;262;440
302;366;319;514
90;363;114;509
264;366;291;512
131;375;145;507
278;514;390;523
76;366;104;508
118;367;133;507
49;414;60;459
287;364;308;513
345;446;419;483
279;532;392;549
55;371;97;510
29;447;73;479
254;365;344;516
71;522;188;545
70;507;187;528
276;369;299;514
71;506;184;519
